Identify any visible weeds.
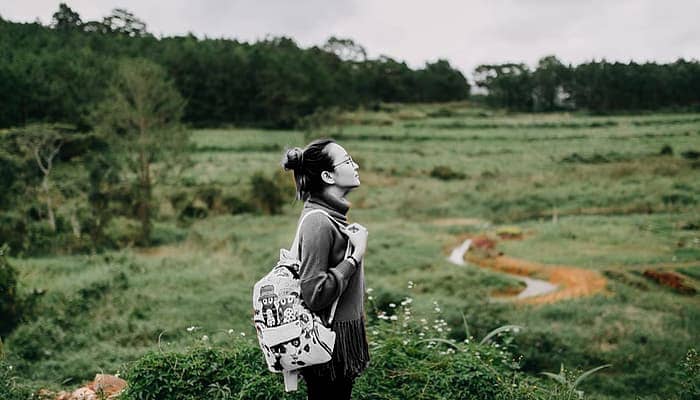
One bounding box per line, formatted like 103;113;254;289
540;364;611;399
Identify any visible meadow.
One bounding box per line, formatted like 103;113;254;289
3;103;699;398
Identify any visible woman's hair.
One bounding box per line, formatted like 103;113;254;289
281;138;336;200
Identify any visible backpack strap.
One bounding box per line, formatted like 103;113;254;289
289;209;352;326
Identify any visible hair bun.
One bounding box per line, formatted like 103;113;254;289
282;147;304;171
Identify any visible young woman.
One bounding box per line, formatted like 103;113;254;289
281;138;370;399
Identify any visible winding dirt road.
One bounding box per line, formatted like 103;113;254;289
448;238;607;304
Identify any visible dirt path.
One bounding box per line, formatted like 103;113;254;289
448;238;607;304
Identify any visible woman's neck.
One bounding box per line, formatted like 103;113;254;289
308;189;350;216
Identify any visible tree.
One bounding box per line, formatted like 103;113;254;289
93;58;188;245
532;55;572;111
474;63;534;110
51;3;82;30
102;8;147;37
16;124;65;232
323;37;367;62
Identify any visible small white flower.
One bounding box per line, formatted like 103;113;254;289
228;329;235;334
372;330;379;335
390;315;398;321
407;281;414;289
389;303;396;308
402;340;409;345
240;332;246;337
366;288;374;293
368;296;374;301
201;335;209;341
187;326;199;332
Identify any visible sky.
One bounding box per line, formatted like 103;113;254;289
2;0;699;78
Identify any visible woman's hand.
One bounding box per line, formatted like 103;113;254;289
345;223;368;260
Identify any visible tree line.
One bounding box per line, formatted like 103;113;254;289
474;55;700;112
0;3;470;130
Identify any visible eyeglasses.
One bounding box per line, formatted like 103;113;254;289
333;156;356;168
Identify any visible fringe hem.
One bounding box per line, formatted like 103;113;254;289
301;317;370;381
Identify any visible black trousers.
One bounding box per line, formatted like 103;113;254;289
303;372;354;400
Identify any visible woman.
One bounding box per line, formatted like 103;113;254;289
281;138;370;399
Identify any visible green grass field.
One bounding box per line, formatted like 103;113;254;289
4;103;700;398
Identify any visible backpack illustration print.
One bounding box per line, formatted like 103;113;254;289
252;209;350;391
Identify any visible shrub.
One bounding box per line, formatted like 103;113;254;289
430;165;466;181
660;144;674;155
0;358;32;400
249;171;286;215
678;348;699;400
121;299;581;400
0;244;20;338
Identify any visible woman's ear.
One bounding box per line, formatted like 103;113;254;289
321;170;335;185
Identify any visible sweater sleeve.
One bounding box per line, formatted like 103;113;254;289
298;213;357;312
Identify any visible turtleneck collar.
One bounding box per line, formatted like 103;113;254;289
304;191;349;225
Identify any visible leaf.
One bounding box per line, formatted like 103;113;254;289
572;364;611;389
461;311;470;338
415;338;460;350
480;324;524;345
540;371;567;385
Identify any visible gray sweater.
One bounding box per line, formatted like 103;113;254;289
298;193;370;379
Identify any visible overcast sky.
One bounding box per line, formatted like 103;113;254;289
2;1;699;78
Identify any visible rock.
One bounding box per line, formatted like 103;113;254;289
70;387;96;400
93;374;127;397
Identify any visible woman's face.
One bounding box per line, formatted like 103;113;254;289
325;143;360;189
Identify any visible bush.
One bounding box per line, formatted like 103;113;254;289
430;165;466;181
0;244;20;338
122;341;304;400
0;358;32;400
249;171;286;215
679;348;699;400
121;299;582;400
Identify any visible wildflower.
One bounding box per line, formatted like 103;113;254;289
407;280;414;289
240;332;246;337
372;330;379;335
366;288;374;293
368;296;373;301
186;326;199;332
390;315;398;321
420;318;427;324
201;335;209;341
228;329;235;334
403;340;409;345
389;303;396;308
434;307;441;313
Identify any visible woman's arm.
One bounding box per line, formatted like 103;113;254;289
298;213;357;312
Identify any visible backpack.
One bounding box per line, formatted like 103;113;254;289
252;209;351;392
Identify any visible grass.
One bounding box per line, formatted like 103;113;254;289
3;103;700;398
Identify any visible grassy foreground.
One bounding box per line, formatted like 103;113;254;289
3;103;700;398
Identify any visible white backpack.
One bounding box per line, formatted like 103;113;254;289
252;209;350;391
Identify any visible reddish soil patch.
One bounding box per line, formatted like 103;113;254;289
471;235;497;250
643;269;697;295
465;253;608;304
